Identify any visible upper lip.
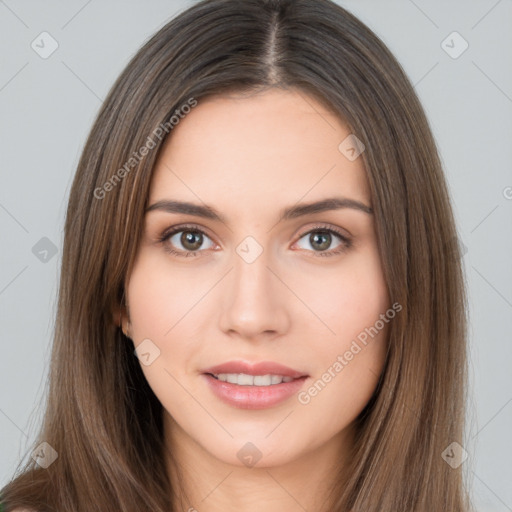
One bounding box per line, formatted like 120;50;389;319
202;360;308;379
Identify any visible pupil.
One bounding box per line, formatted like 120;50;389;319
182;231;202;250
311;232;330;251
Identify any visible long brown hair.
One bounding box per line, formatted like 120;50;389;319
1;0;473;510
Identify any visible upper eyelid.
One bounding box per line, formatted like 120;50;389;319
161;223;216;242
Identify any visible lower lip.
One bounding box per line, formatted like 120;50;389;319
202;373;308;410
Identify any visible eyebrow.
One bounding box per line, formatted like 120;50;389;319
145;196;373;223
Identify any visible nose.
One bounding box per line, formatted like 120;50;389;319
218;243;291;341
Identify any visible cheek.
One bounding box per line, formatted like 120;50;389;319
126;252;204;340
127;271;169;340
125;257;200;412
296;247;390;347
297;301;389;446
125;252;208;378
296;247;390;402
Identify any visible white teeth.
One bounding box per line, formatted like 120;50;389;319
214;373;295;386
238;373;254;385
270;375;282;385
226;373;239;384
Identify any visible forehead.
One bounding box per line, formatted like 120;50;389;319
149;89;370;217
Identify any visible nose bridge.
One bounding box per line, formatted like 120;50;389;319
231;235;275;302
218;233;289;337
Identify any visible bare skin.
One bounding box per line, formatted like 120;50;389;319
118;88;390;511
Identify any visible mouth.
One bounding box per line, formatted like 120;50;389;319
202;359;308;380
200;360;309;409
205;372;302;386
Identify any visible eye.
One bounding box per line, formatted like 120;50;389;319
293;224;352;257
158;224;216;257
157;223;352;258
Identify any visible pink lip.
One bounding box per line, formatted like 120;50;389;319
201;360;309;410
202;360;307;379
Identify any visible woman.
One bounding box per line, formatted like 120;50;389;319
1;0;472;510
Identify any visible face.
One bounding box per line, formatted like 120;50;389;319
120;88;390;469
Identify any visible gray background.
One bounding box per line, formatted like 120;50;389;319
1;1;511;510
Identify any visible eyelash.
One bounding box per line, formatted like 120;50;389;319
157;223;352;258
